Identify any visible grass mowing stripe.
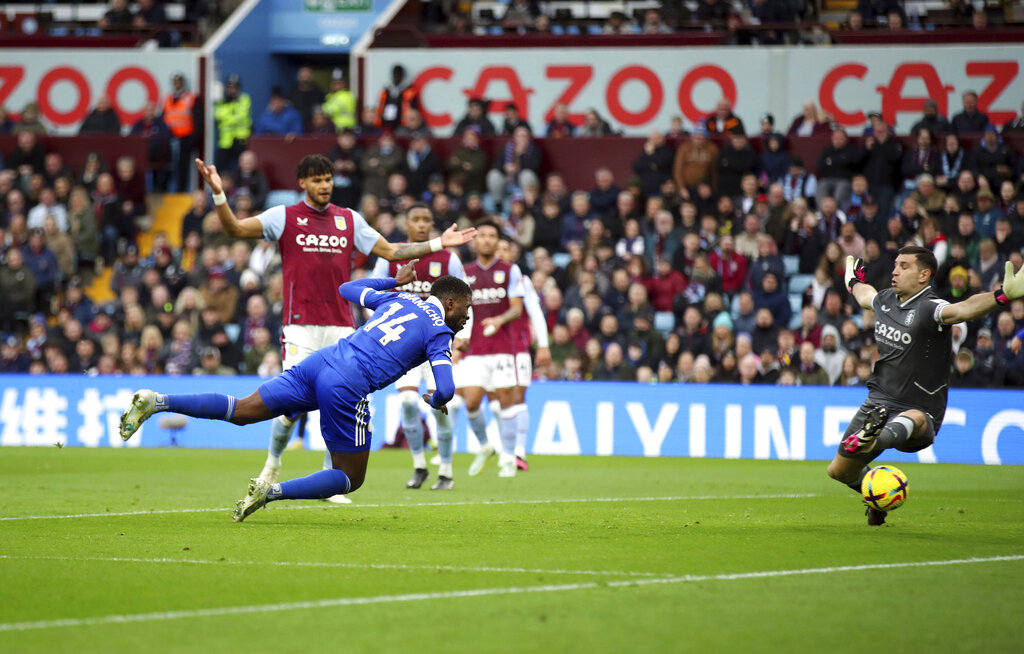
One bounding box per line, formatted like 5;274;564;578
0;493;820;521
0;554;660;578
1;554;1020;633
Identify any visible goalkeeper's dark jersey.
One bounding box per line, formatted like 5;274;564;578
867;286;953;427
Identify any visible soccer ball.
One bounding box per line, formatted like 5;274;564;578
861;465;909;512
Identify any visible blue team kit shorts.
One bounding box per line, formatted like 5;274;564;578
257;351;372;453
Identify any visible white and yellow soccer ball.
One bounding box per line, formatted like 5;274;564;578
862;465;909;512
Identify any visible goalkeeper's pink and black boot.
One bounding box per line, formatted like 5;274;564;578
865;505;887;526
842;406;889;454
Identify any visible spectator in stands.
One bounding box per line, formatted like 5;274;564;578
716;129;757;198
0;107;13;134
708;233;747;297
131;102;172;192
952;169;978;213
935;133;966;192
405;131;442;198
973;188;1003;239
322;68;356;132
753;271;791;327
603;11;636;34
325;127;362;209
21;229;60;311
114;156;146;225
487;125;541;205
787;101;831;138
27;188;68;233
68;186;98;276
12;103;46;136
179;190;208;244
9;131;45;175
815;127;862;209
446;127;487;196
1003;100;1024;134
951;91;989;134
453;98;496;136
910;100;951;138
971;9;988;30
704;99;745;135
79;96;122;135
694;0;731;28
586;167;619;218
971;124;1017;187
580;109;613;137
374;65;419;131
93;173;130;265
862;117;902;216
501;0;540;28
501;103;530;135
213;74;251;171
908;173;946;216
287;66;325;132
98;0;133;30
360;130;405;198
673;123;718;192
642;8;673;33
545;103;576;139
632;130;674;197
234;151;269;211
901;127;940;185
254;87;302;137
856;0;904;26
0;248;35;331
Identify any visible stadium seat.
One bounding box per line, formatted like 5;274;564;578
653;311;675;335
552;252;571;268
788;296;803;329
788;274;814;295
265;190;301;208
783;255;799;277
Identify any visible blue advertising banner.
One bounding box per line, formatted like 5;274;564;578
1;376;1021;465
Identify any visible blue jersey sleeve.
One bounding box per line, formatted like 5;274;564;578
339;277;397;310
425;329;455;408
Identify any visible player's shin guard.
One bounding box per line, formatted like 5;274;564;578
273;468;351;501
434;408;454;478
158;393;237;420
873;416;916;450
468;409;490;447
514;407;529;459
401;391;426;469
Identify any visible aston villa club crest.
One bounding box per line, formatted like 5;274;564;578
904;310;916;326
494;270;506;284
429;261;442;277
334;215;347;231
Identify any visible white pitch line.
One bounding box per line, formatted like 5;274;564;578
0;493;819;522
0;554;660;578
0;554;1020;633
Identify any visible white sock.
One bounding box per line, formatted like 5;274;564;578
515;408;529;459
499;405;522;463
438;462;453;478
268;415;296;459
412;451;427;469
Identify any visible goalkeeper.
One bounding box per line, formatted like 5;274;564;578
829;245;1024;526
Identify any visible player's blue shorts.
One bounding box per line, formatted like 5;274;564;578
257;351;372;453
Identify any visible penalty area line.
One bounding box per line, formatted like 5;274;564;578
0;493;820;522
0;554;1021;633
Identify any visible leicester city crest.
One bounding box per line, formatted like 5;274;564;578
429;261;442;277
904;310;916;326
494;270;506;284
334;215;347;231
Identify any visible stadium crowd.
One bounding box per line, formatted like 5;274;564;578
2;62;1024;388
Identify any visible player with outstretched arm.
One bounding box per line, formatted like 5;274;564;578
194;156;475;503
118;265;472;521
832;245;1024;525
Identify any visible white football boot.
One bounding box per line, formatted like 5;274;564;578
469;443;496;476
233;478;272;522
119;390;159;441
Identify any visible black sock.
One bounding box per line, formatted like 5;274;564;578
846;465;870;493
874;416;915;450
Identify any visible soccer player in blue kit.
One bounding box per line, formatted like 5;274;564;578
118;262;472;522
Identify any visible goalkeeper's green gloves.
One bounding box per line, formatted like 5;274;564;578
845;255;866;292
995;261;1024;305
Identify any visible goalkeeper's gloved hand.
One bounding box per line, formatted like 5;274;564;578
995;261;1024;305
845;255;866;292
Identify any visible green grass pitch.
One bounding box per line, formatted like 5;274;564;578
1;447;1023;653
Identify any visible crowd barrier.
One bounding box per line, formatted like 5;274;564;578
1;374;1021;465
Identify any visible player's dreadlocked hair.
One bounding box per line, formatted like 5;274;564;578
898;245;938;280
430;276;471;302
295;154;333;179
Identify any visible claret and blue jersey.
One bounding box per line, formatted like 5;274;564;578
256;276;455;453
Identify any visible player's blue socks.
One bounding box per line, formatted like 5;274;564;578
468;409;489;447
269;415;296;457
270;468;351;501
402;398;426;468
157;393;236;421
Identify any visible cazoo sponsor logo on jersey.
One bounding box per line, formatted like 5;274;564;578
875;321;912;347
472;286;507;304
296;233;349;251
396;280;433;295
